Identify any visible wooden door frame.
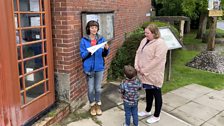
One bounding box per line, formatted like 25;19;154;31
0;0;55;125
20;0;55;123
0;0;21;125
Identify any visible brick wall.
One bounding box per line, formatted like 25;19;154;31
51;0;151;109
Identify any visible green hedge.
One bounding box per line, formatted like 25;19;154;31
142;21;180;38
107;21;179;80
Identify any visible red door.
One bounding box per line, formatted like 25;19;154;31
0;0;55;125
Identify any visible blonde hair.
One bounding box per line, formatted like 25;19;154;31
146;24;160;39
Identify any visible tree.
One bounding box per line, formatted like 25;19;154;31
182;0;224;51
156;0;184;16
156;0;224;51
195;1;208;39
207;17;217;51
206;0;224;51
181;0;208;39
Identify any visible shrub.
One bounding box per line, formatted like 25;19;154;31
142;21;180;38
108;28;144;80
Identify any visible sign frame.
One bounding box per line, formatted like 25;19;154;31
159;27;182;50
81;12;115;41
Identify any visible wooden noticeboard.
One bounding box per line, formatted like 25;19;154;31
159;27;182;81
159;27;182;50
81;12;114;41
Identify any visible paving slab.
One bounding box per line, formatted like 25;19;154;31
201;122;216;126
193;94;224;111
101;83;122;111
170;107;204;126
171;86;206;100
162;104;175;112
162;84;224;126
220;89;224;93
67;118;99;126
97;100;191;126
183;84;214;95
206;111;224;126
206;90;224;102
67;83;224;126
171;102;219;126
163;92;190;109
140;111;191;126
96;107;191;126
97;107;125;126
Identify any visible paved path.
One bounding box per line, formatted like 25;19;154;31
67;83;224;126
163;84;224;126
217;20;224;30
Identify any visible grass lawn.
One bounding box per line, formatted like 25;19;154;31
162;32;224;93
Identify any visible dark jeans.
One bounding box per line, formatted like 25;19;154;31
124;102;138;126
145;88;162;117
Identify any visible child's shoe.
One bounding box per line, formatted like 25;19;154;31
146;116;160;124
138;111;151;117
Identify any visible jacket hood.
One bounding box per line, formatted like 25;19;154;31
83;33;104;41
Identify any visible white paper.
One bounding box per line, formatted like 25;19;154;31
30;0;39;11
36;35;40;39
208;0;214;10
26;68;34;81
86;14;99;23
159;28;182;50
31;17;40;26
15;16;18;28
87;41;107;55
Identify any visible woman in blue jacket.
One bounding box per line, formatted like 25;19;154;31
80;20;109;116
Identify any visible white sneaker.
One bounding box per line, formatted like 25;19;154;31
138;111;151;117
146;116;160;124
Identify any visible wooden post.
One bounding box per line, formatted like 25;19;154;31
179;20;185;45
166;50;172;81
207;10;222;51
207;16;217;51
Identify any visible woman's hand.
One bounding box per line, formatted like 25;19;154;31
139;71;145;76
137;68;144;76
104;43;109;50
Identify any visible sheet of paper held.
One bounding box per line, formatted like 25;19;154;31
87;41;107;55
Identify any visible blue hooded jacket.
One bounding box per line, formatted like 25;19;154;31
80;34;109;72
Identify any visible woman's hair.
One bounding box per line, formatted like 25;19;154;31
124;65;137;79
146;24;160;39
86;20;99;35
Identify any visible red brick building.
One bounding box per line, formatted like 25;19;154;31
51;0;151;109
0;0;151;125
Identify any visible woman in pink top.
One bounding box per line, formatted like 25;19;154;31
135;24;168;124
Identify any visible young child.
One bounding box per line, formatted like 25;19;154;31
119;65;142;126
